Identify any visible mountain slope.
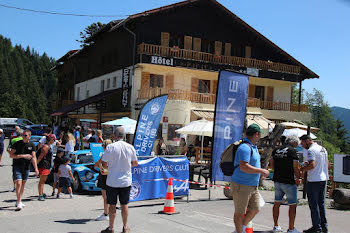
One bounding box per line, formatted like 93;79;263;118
331;106;350;137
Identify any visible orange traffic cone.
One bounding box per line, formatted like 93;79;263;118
245;219;253;233
158;178;179;215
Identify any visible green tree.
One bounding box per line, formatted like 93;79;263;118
76;22;106;47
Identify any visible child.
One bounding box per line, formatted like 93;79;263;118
52;147;64;196
57;157;75;199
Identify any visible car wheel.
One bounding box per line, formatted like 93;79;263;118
72;173;82;193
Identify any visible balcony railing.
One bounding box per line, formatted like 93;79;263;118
138;43;301;75
138;88;310;112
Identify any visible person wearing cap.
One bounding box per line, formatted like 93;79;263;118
36;134;56;201
0;128;5;166
231;123;269;233
52;147;65;196
299;135;329;233
9;129;38;211
100;127;138;233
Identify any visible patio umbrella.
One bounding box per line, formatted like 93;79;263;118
281;122;319;132
283;128;317;139
175;119;213;161
102;117;137;134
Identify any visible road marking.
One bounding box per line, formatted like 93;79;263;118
193;211;271;230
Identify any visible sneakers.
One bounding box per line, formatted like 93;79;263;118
56;194;60;199
273;226;283;232
122;227;130;233
70;194;74;199
51;192;55;197
43;193;47;198
95;213;109;221
15;202;24;211
287;228;301;233
303;227;322;233
101;227;114;233
38;195;45;201
12;187;16;192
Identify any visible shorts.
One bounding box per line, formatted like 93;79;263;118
59;177;71;188
13;166;30;181
231;182;260;214
97;174;107;190
0;147;4;154
39;168;50;176
274;182;297;205
106;185;131;205
53;173;59;182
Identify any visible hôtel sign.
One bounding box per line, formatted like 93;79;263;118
150;56;174;66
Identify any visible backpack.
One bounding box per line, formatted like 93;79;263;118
220;140;253;176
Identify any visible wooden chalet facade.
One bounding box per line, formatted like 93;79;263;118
52;0;318;144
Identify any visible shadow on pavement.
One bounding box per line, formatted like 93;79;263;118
55;218;92;224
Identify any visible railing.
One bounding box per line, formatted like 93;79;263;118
139;88;310;112
138;43;301;75
138;87;216;104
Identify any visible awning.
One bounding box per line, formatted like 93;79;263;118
192;110;214;120
50;88;123;117
246;114;275;136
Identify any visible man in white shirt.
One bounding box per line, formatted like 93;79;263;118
101;127;138;233
83;128;92;149
300;135;329;233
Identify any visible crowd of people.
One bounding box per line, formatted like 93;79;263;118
0;121;330;233
231;124;329;233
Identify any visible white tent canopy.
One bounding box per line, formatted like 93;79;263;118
102;117;137;134
281;122;319;132
175;119;213;137
283;128;317;139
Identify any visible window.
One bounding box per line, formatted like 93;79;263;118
101;80;105;92
202;39;214;54
255;85;265;100
113;76;117;87
150;74;164;88
167;124;182;140
198;80;210;93
107;78;110;89
169;34;184;48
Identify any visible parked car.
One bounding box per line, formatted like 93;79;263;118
0;123;27;138
69;150;100;192
25;124;48;136
29;135;42;148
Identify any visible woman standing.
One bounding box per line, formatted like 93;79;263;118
94;139;112;221
96;130;104;143
179;138;188;155
37;134;56;201
64;133;76;155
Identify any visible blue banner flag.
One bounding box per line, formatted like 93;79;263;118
89;143;104;163
130;157;189;202
212;71;249;181
133;95;168;156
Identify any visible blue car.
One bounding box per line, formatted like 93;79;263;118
69;150;100;192
29;135;42;148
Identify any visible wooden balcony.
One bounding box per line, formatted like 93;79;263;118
138;88;310;112
138;43;301;75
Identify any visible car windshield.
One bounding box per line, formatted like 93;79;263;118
76;153;94;164
29;137;41;143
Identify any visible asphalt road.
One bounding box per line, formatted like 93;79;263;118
0;139;349;233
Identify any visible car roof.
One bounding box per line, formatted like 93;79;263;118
74;150;91;155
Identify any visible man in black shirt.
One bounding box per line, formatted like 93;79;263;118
10;129;38;211
269;135;301;233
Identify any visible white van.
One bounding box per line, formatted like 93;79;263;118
0;118;34;126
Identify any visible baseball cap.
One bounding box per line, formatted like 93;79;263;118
246;124;264;134
48;134;56;140
56;147;64;154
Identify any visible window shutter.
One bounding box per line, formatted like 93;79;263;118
184;36;192;50
267;86;274;102
193;37;201;52
224;43;231;56
212;80;218;94
161;32;170;47
141;72;150;89
166;74;174;89
245;46;252;58
191;78;199;92
214;41;222;55
248;84;255;98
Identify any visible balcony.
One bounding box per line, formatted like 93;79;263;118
138;43;301;75
138;88;310;113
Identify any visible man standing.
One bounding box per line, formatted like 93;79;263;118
11;126;21;139
270;135;301;233
101;127;138;233
73;126;81;151
300;135;329;233
231;124;269;233
10;129;39;211
0;129;4;166
83;128;93;149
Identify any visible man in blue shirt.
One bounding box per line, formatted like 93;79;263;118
231;124;269;233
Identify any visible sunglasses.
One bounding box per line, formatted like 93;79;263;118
23;134;30;137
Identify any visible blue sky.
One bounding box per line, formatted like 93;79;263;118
0;0;349;108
